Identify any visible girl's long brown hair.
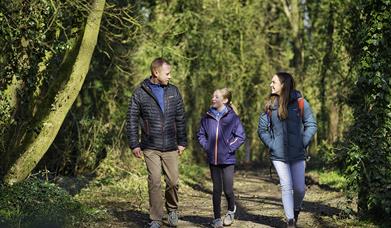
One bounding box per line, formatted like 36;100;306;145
265;72;295;120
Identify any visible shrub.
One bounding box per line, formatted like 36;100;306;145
0;178;92;227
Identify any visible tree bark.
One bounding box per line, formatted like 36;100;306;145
318;2;334;142
4;0;106;185
1;76;23;170
279;0;304;81
328;101;339;142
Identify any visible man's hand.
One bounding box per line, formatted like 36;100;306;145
178;145;186;156
132;147;143;158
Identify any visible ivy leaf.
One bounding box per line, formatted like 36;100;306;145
21;37;29;47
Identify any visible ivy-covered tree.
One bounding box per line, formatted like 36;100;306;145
343;0;391;218
0;0;87;177
4;0;106;185
0;0;140;181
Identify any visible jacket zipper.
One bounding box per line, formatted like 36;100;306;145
214;120;220;165
207;111;230;165
162;90;168;150
142;83;167;150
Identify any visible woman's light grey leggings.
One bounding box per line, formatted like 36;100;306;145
272;160;306;220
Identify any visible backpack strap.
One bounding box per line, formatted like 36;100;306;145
297;97;311;161
298;98;304;118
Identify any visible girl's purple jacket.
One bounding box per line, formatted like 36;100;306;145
197;107;246;165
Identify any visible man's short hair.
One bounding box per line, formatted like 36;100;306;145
150;57;170;76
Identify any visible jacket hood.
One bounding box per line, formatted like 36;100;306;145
289;90;302;103
140;78;170;97
271;90;302;109
206;105;235;118
141;77;169;88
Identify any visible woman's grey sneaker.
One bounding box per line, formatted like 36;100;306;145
147;221;161;228
223;205;236;226
210;218;223;228
168;210;178;227
286;218;296;228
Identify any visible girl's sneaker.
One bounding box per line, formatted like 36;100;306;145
147;221;161;228
223;205;236;226
210;218;223;228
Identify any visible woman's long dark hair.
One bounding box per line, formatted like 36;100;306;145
265;72;295;120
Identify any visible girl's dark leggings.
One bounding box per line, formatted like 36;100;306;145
210;164;235;219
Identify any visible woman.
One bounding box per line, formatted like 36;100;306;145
197;88;246;228
258;72;317;227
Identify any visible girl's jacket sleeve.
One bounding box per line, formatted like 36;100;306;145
197;118;208;151
258;111;273;148
302;99;317;147
228;117;246;152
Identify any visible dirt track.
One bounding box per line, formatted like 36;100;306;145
86;167;356;228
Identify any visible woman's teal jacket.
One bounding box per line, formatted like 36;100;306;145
258;91;317;162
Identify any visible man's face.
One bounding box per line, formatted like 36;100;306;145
154;63;171;85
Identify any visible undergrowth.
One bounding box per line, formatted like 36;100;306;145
0;178;95;227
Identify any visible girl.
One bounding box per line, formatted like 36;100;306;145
258;72;317;228
197;88;246;228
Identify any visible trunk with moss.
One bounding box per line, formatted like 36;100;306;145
4;0;106;185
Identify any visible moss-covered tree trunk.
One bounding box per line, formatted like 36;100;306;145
1;76;23;172
4;0;106;185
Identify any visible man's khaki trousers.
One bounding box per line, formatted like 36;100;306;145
143;149;179;222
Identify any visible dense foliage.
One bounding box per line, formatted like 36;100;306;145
341;0;391;217
0;0;389;221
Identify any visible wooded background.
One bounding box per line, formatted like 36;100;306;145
0;0;390;220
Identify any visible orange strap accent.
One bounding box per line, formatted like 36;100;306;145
298;98;304;118
268;98;304;118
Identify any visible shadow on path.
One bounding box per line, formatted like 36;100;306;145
96;165;355;227
111;208;149;227
183;167;348;228
183;180;213;195
180;215;210;227
236;200;286;227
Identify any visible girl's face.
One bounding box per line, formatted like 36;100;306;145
270;75;283;95
211;90;228;109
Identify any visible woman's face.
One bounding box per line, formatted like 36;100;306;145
211;90;227;109
270;75;283;95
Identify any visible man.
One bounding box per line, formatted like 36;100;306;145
126;58;187;228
